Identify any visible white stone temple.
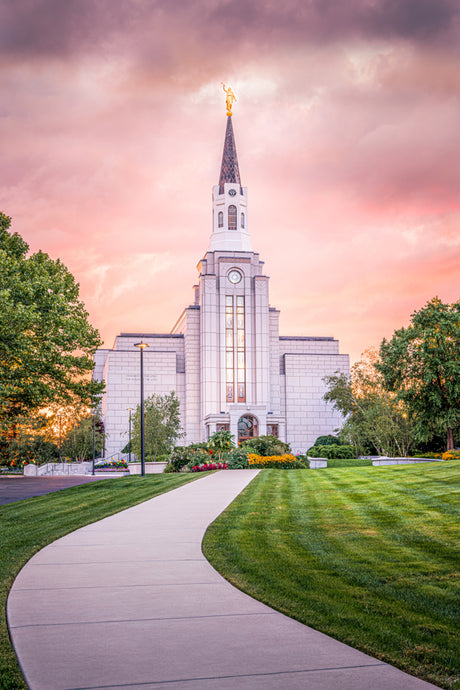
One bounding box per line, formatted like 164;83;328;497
94;111;349;455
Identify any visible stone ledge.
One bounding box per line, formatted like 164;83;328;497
307;457;327;469
372;457;444;466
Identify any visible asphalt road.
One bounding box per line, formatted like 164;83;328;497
0;476;108;506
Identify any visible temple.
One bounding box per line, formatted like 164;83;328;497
94;109;349;454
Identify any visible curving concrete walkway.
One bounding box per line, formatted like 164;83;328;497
8;470;438;689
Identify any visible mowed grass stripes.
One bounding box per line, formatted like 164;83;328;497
203;463;460;689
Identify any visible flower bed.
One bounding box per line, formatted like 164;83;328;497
190;462;228;472
247;453;305;469
442;450;460;460
95;460;129;471
95;467;129;472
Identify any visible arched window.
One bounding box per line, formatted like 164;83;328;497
218;211;224;228
241;212;245;228
228;205;237;231
238;415;258;445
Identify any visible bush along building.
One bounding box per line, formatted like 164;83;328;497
94;106;349;456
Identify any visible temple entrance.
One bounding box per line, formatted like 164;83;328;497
238;415;258;445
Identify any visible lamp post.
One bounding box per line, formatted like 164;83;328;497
128;408;133;464
58;415;62;464
92;412;96;476
402;412;408;456
135;342;149;477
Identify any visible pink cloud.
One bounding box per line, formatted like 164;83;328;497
1;1;458;366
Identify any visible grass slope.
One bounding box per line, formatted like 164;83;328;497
0;474;201;690
203;463;460;689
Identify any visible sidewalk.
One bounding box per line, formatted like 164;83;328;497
8;470;438;689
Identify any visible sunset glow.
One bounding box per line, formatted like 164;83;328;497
1;1;459;363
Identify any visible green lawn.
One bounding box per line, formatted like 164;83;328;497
0;474;202;690
324;457;373;468
203;463;460;689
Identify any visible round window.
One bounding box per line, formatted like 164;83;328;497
228;270;242;284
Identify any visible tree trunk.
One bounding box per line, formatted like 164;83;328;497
447;427;454;451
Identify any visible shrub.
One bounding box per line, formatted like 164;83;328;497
167;447;192;472
312;435;341;447
247;453;305;469
410;452;443;459
207;430;235;461
167;445;213;472
148;453;170;463
224;448;249;469
307;444;356;459
241;435;291;456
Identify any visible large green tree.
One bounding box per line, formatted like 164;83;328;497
0;212;104;425
377;297;460;451
324;349;413;457
132;392;182;461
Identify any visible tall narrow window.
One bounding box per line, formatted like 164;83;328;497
228;205;237;231
225;296;234;403
218;211;224;228
236;296;246;402
241;212;245;228
225;295;246;403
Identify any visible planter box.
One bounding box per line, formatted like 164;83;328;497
128;462;168;475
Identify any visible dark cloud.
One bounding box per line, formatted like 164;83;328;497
1;0;458;64
360;0;459;40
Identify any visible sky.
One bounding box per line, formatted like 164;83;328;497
1;0;459;364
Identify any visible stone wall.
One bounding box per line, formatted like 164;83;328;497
282;352;349;453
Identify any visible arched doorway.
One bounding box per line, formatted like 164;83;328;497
238;415;258;445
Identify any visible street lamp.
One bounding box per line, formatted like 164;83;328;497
58;415;62;464
128;408;133;464
402;412;408;456
135;342;149;477
91;412;96;476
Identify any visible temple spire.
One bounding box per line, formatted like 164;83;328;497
210;93;251;253
218;115;241;193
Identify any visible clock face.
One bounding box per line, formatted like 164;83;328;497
228;269;242;284
228;189;236;196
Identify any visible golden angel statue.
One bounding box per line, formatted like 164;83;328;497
221;83;237;116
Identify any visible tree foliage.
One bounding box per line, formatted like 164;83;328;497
0;414;59;467
0;212;104;424
377;297;460;451
324;349;412;457
132;392;182;461
61;415;104;462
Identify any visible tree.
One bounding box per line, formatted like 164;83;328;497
132;392;182;461
324;349;413;457
61;415;104;462
0;213;104;428
377;298;460;451
1;414;59;467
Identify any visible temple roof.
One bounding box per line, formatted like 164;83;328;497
218;115;241;193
